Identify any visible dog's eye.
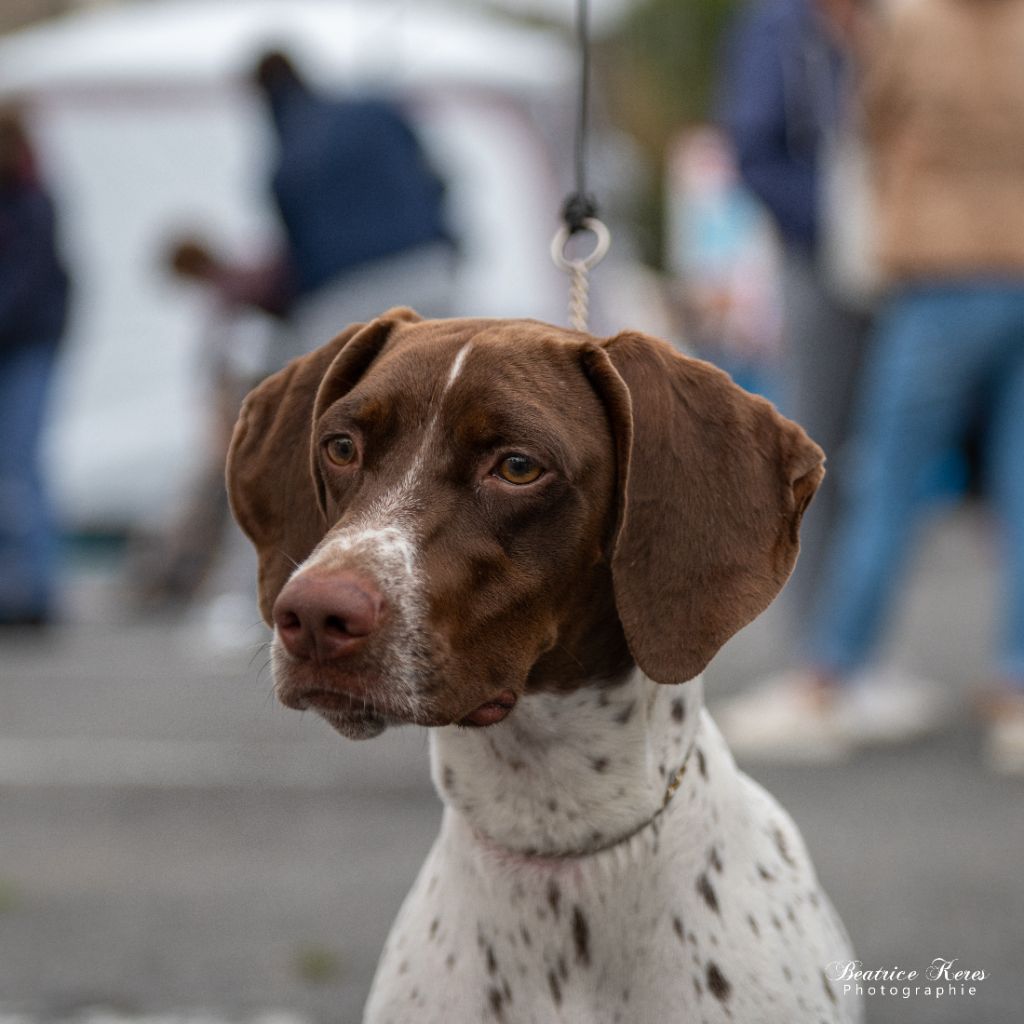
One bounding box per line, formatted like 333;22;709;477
495;454;542;485
324;434;357;467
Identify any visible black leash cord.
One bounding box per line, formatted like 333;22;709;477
561;0;598;233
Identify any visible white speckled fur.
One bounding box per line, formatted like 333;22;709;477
432;671;699;857
364;673;862;1024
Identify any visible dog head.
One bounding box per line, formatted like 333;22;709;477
227;309;823;738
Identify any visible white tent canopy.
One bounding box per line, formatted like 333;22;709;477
0;0;574;95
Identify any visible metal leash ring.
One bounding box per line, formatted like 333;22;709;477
550;216;611;274
551;217;611;332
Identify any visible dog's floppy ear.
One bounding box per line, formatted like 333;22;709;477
583;331;824;684
226;307;420;623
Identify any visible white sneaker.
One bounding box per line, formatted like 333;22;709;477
714;672;852;763
836;667;949;746
714;666;948;763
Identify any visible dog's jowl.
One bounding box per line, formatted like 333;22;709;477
227;309;862;1024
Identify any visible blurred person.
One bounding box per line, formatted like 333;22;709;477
717;0;873;648
0;108;69;628
666;126;783;398
124;279;275;611
721;0;1024;773
172;49;456;367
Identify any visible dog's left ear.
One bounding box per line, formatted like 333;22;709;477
226;307;421;623
582;330;824;684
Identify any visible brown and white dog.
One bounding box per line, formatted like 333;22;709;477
227;309;861;1024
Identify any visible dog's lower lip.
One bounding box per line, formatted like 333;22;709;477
281;686;368;713
461;690;518;727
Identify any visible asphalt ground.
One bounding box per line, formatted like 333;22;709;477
1;507;1021;1024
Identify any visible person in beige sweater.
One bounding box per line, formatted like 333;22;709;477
719;0;1024;772
867;0;1024;281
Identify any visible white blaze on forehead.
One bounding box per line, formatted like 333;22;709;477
380;340;474;507
444;341;473;392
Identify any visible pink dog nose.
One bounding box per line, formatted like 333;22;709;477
273;572;384;661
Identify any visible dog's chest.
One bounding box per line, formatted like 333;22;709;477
364;715;858;1024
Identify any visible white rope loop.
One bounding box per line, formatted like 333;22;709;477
550;217;611;332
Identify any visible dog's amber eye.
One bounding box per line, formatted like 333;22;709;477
496;454;542;485
324;435;357;467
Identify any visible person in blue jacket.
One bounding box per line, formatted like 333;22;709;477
0;109;69;627
259;51;452;307
172;50;456;365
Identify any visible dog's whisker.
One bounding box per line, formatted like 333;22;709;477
248;640;273;671
275;548;302;571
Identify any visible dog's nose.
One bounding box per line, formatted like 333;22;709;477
273;572;384;661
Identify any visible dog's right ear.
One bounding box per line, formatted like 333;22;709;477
226;308;419;623
582;330;824;685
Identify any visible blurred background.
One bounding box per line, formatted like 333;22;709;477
0;1;1021;1023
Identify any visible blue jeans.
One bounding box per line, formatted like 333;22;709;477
807;282;1024;683
0;338;61;621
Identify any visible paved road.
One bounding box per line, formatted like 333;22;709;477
1;509;1021;1024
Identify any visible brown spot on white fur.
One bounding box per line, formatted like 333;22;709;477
572;905;591;966
706;961;732;1003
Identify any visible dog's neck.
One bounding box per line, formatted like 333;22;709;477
430;669;702;858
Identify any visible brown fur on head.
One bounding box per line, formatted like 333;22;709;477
226;311;823;734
